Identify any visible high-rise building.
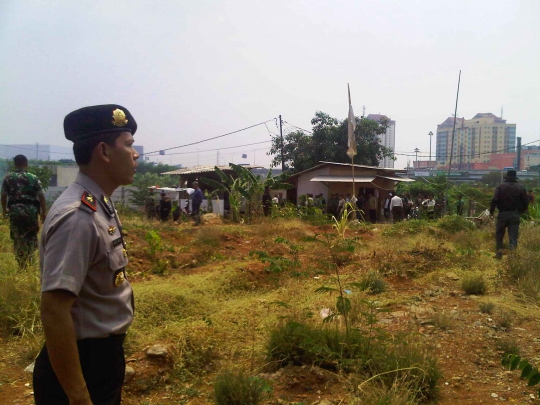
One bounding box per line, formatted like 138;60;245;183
436;113;516;169
366;114;395;168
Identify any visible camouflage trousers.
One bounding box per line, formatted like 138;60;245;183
9;217;39;269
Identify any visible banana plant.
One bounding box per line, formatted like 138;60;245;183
200;164;292;222
200;167;245;222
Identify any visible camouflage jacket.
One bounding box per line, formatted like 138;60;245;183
1;170;44;221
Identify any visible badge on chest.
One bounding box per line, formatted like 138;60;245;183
113;269;125;287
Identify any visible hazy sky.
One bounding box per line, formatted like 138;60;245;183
1;0;539;170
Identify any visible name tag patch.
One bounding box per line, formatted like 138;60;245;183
112;237;123;247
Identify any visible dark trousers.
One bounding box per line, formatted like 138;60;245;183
193;203;201;225
495;211;521;251
369;209;377;223
392;206;403;223
33;335;126;405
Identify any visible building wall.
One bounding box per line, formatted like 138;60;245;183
296;167;331;197
436;114;516;169
366;114;395;168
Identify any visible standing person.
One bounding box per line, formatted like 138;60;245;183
357;193;366;220
158;191;172;221
145;189;156;219
1;154;47;268
368;193;377;223
390;192;404;223
383;194;392;220
424;195;436;219
278;192;285;207
192;181;203;225
468;197;477;217
337;194;345;218
33;104;139;404
489;170;529;259
262;187;272;216
456;194;464;216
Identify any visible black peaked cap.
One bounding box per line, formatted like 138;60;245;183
64;104;137;143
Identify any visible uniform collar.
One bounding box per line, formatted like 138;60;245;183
75;172;108;200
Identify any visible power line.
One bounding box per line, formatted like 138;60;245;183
0;144;73;155
151;140;271;157
144;119;276;155
282;121;313;134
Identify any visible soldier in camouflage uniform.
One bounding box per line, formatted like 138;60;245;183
1;155;47;268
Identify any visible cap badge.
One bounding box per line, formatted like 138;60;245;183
112;109;128;127
108;225;116;235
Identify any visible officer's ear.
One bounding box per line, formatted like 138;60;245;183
95;141;112;163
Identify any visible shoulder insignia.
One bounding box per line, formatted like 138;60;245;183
81;191;97;212
102;195;116;217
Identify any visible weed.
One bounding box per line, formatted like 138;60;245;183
249;237;301;274
358;272;387;294
436;215;476;233
213;370;272;405
0;270;41;337
430;312;454;331
507;249;540;302
382;219;429;237
497;339;520;356
194;227;223;247
479;301;495;314
495;309;514;330
354;382;417;405
461;274;487;295
145;230;163;258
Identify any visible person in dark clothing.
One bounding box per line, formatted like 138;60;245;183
158;191;172;221
192;181;203;225
456;194;464;216
489;170;529;259
262;187;272;216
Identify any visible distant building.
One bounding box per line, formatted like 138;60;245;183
436;113;516;169
366;114;395;168
0;144;144;162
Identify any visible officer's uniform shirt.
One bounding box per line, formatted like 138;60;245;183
40;172;133;340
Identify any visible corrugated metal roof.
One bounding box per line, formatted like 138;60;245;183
162;164;262;175
310;175;376;182
376;175;415;182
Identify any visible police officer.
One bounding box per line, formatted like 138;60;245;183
33;105;139;404
1;154;47;268
489;169;528;259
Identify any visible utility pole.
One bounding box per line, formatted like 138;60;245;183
279;114;284;171
414;148;420;168
428;131;433;167
516;137;522;171
217;150;220;165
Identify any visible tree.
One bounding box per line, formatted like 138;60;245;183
268;111;394;172
128;173;177;208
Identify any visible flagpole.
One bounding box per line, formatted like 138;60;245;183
349;84;355;200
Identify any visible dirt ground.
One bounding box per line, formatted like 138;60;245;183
1;219;539;404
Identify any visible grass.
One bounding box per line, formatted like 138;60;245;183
213;369;271;405
2;209;540;402
359;272;387;294
461;274;487;295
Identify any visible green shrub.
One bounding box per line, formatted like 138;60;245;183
436;215;476;233
354;384;417;405
382;219;429;237
479;302;495;314
266;321;367;371
507;249;540;301
213;370;271;405
368;340;441;401
431;312;454;331
497;339;520;356
359;272;387;294
461;274;487;295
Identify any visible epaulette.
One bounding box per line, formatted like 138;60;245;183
81;191;97;212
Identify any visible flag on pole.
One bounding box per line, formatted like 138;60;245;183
346;83;357;159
